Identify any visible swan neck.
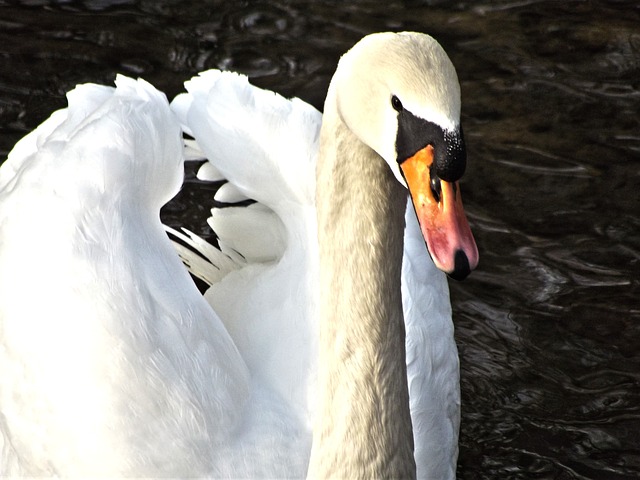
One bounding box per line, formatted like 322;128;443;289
309;101;415;478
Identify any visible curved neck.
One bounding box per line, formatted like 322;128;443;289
308;96;415;479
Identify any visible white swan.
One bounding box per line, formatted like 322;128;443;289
0;32;477;478
172;31;478;478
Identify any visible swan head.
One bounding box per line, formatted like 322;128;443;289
332;31;478;280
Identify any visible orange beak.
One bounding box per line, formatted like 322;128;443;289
400;145;478;280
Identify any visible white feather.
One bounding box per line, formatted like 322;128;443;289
213;182;250;203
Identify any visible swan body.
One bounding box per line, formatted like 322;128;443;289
0;32;477;478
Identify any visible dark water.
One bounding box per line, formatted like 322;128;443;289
1;1;639;478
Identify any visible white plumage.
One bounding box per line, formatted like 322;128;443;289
0;32;474;478
0;76;250;477
172;65;460;478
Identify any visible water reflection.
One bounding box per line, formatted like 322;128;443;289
1;0;639;478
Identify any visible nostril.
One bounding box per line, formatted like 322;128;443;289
429;164;441;203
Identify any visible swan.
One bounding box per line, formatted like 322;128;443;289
0;31;477;478
172;31;477;478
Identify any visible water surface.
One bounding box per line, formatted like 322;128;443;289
1;1;639;478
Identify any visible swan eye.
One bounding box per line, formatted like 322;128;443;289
391;95;403;112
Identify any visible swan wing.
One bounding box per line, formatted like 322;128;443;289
170;71;322;475
173;70;319;209
0;75;249;477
